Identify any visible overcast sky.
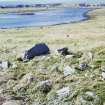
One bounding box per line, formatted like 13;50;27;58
0;0;105;4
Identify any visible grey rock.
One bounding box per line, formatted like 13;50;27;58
101;68;105;79
102;71;105;79
21;51;29;62
20;72;36;85
65;55;74;59
37;80;52;93
78;63;89;71
37;67;48;74
81;52;94;63
64;66;75;76
0;87;3;94
0;61;10;70
13;84;23;92
81;91;101;104
56;87;70;98
11;62;18;69
76;93;101;105
32;102;43;105
84;91;97;101
2;100;22;105
6;80;17;89
51;63;60;73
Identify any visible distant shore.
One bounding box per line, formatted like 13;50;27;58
0;7;95;29
0;6;102;14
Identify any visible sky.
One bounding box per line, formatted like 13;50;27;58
0;0;105;5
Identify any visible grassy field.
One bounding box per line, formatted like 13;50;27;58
0;8;105;105
0;8;105;58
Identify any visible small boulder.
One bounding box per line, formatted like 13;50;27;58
0;61;11;70
57;47;70;56
18;43;50;62
6;80;17;89
81;52;94;63
51;63;61;73
76;91;101;105
2;100;22;105
56;87;70;98
78;63;89;71
20;73;36;85
37;67;48;74
65;55;74;59
11;62;18;69
37;80;52;94
101;69;105;79
84;91;97;101
64;66;75;76
82;91;101;104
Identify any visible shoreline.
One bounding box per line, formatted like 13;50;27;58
0;6;101;14
0;7;96;29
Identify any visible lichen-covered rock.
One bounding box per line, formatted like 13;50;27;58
51;63;59;72
83;91;97;101
20;72;36;85
0;61;10;70
13;84;23;92
65;55;74;59
2;100;22;105
78;63;89;71
76;91;101;105
37;80;52;93
101;68;105;79
80;52;94;63
102;71;105;79
32;101;44;105
64;66;75;76
37;67;48;74
56;87;70;98
6;80;17;89
11;62;18;69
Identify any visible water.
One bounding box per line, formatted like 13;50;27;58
0;8;92;28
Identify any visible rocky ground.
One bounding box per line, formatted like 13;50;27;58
0;8;105;105
0;49;105;105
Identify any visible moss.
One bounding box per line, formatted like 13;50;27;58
94;83;105;103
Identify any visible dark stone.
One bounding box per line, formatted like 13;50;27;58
57;47;70;56
38;80;52;94
18;43;50;62
78;63;89;71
